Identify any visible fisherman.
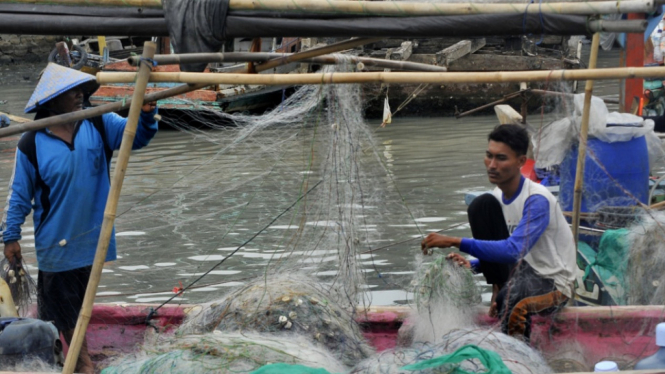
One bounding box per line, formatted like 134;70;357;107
421;124;576;342
1;63;159;373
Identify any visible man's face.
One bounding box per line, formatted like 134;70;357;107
484;140;526;185
48;86;85;114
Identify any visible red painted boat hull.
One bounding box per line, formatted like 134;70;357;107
75;304;663;370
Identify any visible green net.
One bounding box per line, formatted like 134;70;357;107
401;344;511;374
578;228;629;305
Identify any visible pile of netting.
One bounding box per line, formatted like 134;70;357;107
625;210;665;305
102;332;346;374
177;273;374;366
351;328;551;374
0;258;36;317
409;258;480;342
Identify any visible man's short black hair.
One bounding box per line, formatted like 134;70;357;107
487;124;529;156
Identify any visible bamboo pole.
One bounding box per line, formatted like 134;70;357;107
128;52;449;72
571;33;601;246
2;0;655;15
227;0;656;15
254;37;382;73
97;65;665;86
0;82;209;139
62;41;157;374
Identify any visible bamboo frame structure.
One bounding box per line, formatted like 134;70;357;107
62;41;157;374
571;33;601;247
97;65;665;86
128;52;449;73
3;0;656;15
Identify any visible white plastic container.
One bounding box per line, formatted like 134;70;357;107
594;361;619;372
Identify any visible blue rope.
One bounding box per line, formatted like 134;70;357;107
139;57;158;69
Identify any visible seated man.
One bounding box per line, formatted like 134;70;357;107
421;124;576;342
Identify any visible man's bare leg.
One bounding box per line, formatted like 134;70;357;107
62;329;94;374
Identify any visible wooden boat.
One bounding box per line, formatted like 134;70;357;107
62;303;663;372
90;37;307;118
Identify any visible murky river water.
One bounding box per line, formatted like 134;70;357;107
0;48;625;306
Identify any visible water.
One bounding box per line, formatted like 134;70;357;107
0;48;626;306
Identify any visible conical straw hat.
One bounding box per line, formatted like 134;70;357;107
25;63;99;113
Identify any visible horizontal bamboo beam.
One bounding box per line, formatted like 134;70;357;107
97;66;665;86
228;0;656;15
128;52;448;72
1;0;656;15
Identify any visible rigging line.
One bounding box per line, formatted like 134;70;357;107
149;180;323;315
360;221;468;254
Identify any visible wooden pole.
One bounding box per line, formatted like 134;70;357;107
61;41;157;374
97;65;665;86
571;32;601;246
254;37;382;73
0;82;209;139
128;52;448;72
2;0;655;15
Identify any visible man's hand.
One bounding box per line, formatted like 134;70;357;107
446;252;471;268
420;233;462;255
3;241;22;265
141;101;157;113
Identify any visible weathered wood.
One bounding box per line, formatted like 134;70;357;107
407;54;437;65
494;104;523;124
390;41;413;61
436;38;486;66
447;54;563;71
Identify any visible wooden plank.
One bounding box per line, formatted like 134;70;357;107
447;53;563;71
436;38;486;66
494;104;523;124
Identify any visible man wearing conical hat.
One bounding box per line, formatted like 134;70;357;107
1;63;159;373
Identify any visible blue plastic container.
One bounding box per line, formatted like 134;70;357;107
634;323;665;369
559;136;649;213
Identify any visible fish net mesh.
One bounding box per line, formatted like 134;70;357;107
1;46;665;373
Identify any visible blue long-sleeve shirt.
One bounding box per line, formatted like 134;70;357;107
462;193;550;265
1;110;158;272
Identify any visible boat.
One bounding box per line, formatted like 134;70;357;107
34;303;661;372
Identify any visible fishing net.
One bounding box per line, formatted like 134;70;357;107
625;211;665;305
351;328;551;374
408;257;480;342
101;332;346;374
0;257;37;317
177;273;374;366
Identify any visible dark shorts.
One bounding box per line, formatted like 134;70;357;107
38;265;92;332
